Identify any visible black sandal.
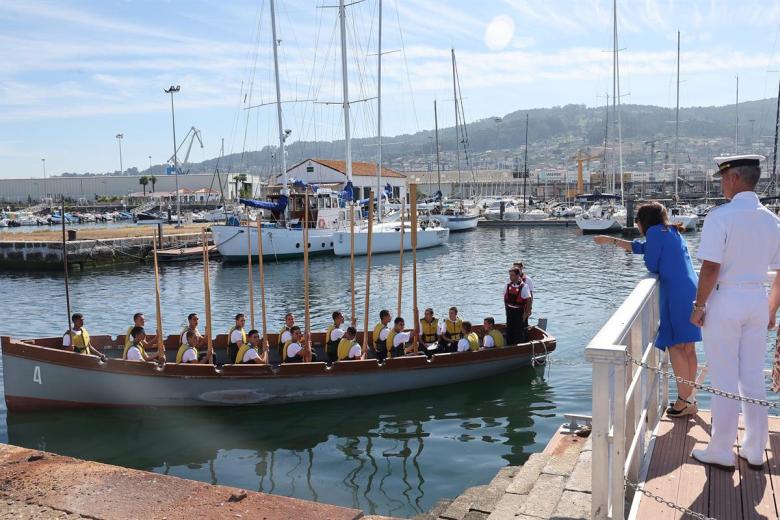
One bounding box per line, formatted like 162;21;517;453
667;397;697;417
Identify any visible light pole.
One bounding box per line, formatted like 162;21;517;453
148;155;152;173
41;158;47;204
115;134;124;175
164;85;181;227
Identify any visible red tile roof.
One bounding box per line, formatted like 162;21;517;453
308;159;406;179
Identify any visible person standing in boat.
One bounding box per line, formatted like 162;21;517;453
689;155;780;470
387;317;413;358
594;201;701;417
504;269;531;345
176;330;212;364
513;262;535;336
283;326;305;363
482;317;505;349
277;313;295;358
337;326;362;361
180;313;204;348
125;313;145;350
325;311;346;364
62;313;101;356
419;308;439;352
227;313;247;365
456;321;480;352
124;326;164;362
438;307;464;352
372;309;392;361
236;329;267;364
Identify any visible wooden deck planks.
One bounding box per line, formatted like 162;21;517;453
635;412;780;520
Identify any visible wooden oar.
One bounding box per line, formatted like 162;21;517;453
256;218;268;352
362;190;374;358
396;198;405;317
246;219;255;330
152;228;166;362
303;190;312;362
60;198;73;349
202;229;214;364
350;204;356;326
410;184;419;354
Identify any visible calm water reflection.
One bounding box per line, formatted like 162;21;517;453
0;226;741;517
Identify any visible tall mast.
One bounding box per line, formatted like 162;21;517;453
434;100;442;194
772;79;780;196
270;0;288;218
735;75;740;153
522;114;529;210
674;30;680;199
451;49;462;198
603;93;609;191
613;0;624;204
375;0;383;221
339;0;353;182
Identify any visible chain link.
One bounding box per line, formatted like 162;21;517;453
624;478;715;520
625;350;777;408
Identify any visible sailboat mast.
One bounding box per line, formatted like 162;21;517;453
451;49;462;198
339;0;353;182
735;75;740;153
523;114;529;210
375;0;383;221
613;0;624;204
270;0;288;218
434;100;442;194
772;79;780;196
674;30;680;199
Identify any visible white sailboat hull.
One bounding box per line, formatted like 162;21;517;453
669;214;698;231
436;214;479;231
332;225;449;256
212;225;335;260
575;216;623;233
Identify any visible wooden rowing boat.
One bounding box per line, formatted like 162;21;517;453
0;325;555;411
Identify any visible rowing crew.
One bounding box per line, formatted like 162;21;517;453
61;305;515;366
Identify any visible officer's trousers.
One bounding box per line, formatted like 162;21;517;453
702;285;769;462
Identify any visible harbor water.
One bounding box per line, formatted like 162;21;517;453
0;226;775;517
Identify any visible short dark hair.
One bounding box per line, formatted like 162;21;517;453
513;261;524;268
332;311;343;321
346;326;357;336
235;313;245;321
133;312;144;321
188;313;198;321
185;329;196;340
380;309;391;319
248;329;259;337
484;316;495;326
394;317;405;326
462;321;472;332
71;313;83;322
730;165;761;188
424;307;434;315
285;312;294;319
508;268;520;276
449;306;458;313
290;326;301;334
635;202;683;235
130;326;145;338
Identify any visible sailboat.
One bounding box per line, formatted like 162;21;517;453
666;32;699;232
576;0;626;234
332;0;449;256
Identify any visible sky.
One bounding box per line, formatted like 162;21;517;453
1;0;780;179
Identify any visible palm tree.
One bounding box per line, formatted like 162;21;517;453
233;174;247;200
139;176;149;196
149;175;157;193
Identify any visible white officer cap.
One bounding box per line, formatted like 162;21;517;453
713;154;765;176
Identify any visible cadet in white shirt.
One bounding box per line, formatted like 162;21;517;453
180;313;204;348
387;317;413;358
372;310;392;361
691;154;780;471
237;329;267;364
227;313;247;365
283;326;305;363
325;311;346;363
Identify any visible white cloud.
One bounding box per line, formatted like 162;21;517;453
485;15;516;51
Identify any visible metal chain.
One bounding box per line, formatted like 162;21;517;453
624;478;715;520
625;350;777;408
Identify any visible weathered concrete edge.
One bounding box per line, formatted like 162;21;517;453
0;442;372;520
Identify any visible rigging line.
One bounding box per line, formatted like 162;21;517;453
393;0;419;132
347;2;376;139
757;21;780;149
454;55;476;183
240;0;267;165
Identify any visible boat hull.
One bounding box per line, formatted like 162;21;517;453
1;329;554;410
332;227;449;256
437;214;479;232
669;215;698;231
575;216;622;234
212;225;335;260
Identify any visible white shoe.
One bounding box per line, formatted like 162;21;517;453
738;452;764;471
691;448;735;470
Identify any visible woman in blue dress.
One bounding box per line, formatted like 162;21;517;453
594;202;702;417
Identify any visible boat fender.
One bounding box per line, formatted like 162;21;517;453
317;218;326;229
431;218;441;228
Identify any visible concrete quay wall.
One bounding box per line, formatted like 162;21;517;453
0;232;205;270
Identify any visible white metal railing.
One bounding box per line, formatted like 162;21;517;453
585;275;665;520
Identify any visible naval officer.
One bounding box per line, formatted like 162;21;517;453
691;154;780;470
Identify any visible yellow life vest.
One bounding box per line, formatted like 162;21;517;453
337;338;357;360
445;318;463;341
66;328;90;354
386;329;407;358
125;326;134;349
325;324;341;349
277;325;291;347
235;343;257;364
176;344;198;363
283;340;302;361
373;322;387;350
228;326;247;346
420;318;438;343
487;329;505;348
122;341;147;360
466;332;480;352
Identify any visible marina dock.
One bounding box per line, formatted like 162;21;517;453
476;218;577;228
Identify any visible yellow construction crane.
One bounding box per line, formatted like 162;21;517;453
570;150;605;195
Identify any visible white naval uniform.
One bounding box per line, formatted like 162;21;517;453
697;191;780;462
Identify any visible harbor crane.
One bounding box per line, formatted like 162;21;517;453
570;149;604;195
168;126;204;172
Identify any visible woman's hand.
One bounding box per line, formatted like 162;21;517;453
690;309;705;327
593;235;613;246
769;304;778;330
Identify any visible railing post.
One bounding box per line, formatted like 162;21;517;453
586;344;628;520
